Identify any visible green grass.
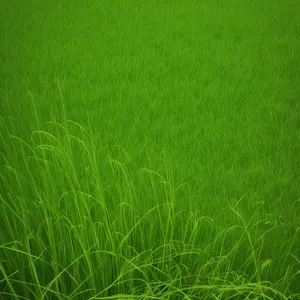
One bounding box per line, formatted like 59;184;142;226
0;0;300;299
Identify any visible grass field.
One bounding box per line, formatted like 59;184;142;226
0;0;300;299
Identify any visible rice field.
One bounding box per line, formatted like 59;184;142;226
0;0;300;299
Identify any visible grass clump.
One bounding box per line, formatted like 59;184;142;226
0;116;299;299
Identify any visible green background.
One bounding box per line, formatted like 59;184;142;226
0;0;299;299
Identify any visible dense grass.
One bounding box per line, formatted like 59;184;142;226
1;0;300;299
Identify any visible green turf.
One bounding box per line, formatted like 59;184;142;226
0;0;300;299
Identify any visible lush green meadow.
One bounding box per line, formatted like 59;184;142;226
1;0;300;299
